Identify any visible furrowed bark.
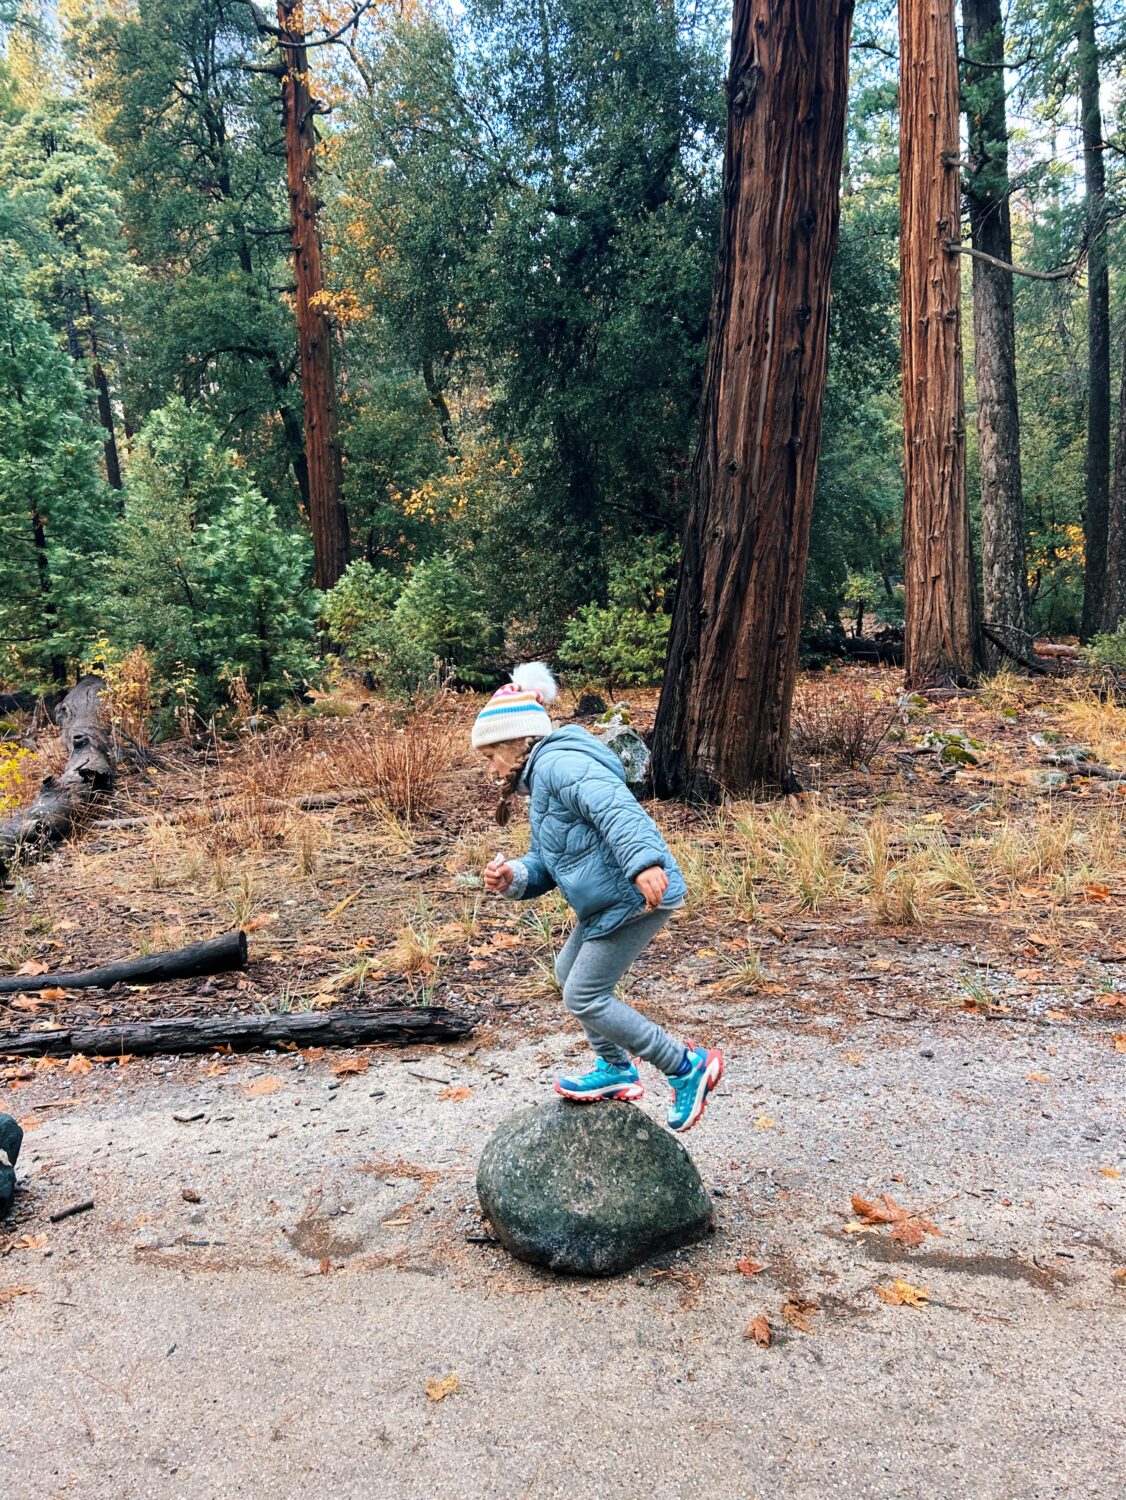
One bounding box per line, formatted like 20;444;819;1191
1104;343;1126;633
651;0;854;799
1078;0;1110;642
899;0;982;688
277;0;349;590
962;0;1030;666
0;1007;473;1058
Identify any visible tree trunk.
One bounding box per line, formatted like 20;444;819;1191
1106;355;1126;633
277;0;349;590
962;0;1030;667
0;677;114;878
1078;0;1110;642
81;288;123;493
0;930;247;994
899;0;982;688
651;0;854;800
0;1006;473;1058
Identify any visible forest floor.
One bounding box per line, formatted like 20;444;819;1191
1;668;1124;1497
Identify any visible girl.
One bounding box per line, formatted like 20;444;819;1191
473;663;723;1133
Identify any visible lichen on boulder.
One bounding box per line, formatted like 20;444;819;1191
476;1100;713;1276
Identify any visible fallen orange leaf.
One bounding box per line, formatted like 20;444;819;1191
1083;883;1111;903
0;1285;38;1305
876;1279;929;1308
781;1296;817;1334
14;959;49;977
1099;1166;1120;1180
438;1085;471;1101
1025;1072;1050;1084
66;1054;93;1075
425;1374;460;1402
735;1258;765;1277
1114;1033;1126;1053
745;1315;772;1347
755;1114;775;1129
332;1057;370;1077
244;1075;284;1097
850;1192;942;1246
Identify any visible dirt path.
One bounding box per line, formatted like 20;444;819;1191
3;1000;1123;1499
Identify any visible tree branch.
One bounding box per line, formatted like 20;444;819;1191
944;241;1079;281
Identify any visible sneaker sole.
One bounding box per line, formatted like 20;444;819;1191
670;1049;724;1133
554;1082;645;1103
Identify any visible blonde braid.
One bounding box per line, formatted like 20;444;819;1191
495;739;536;827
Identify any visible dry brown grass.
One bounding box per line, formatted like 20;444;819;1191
301;711;458;820
789;671;900;769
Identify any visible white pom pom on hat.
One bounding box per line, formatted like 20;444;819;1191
509;661;558;705
471;661;558;748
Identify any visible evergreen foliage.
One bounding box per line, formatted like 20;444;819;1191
0;0;1123;702
111;398;317;711
0;275;113;683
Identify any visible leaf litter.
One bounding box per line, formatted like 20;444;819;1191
845;1193;945;1248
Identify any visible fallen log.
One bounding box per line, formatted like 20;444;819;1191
0;1006;473;1058
981;624;1050;677
0;676;114;879
0;930;248;995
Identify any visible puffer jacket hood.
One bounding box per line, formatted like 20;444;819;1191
509;725;687;938
525;724;629;786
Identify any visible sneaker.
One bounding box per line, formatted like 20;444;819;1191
666;1045;724;1132
554;1058;644;1103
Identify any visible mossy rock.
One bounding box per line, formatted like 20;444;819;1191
477;1100;713;1276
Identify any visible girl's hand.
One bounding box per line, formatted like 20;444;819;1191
484;856;514;893
635;865;668;909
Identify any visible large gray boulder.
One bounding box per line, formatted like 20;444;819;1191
477;1100;713;1275
0;1112;23;1218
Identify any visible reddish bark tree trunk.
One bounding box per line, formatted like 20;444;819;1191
1078;0;1110;641
277;0;349;590
962;0;1030;666
651;0;854;799
899;0;982;688
1106;357;1126;633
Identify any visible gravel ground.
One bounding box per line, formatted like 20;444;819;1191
2;1007;1124;1500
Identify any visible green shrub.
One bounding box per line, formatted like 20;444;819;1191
324;551;499;698
1081;629;1126;670
111;398;319;713
558;539;676;688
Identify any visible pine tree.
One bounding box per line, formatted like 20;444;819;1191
0;273;113;684
0;97;133;489
112;397;317;708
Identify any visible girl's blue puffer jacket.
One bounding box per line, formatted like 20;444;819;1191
503;726;687;938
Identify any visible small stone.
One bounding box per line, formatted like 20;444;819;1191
920;1049;934;1059
477;1101;712;1276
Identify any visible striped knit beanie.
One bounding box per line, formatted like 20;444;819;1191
471;662;558;749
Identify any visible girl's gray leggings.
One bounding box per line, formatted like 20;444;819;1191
554;905;687;1076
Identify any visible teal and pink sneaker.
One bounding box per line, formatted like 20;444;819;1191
555;1058;644;1103
666;1045;724;1132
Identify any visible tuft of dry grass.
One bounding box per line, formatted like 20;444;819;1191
313;712;457;821
765;801;847;913
1056;681;1126;767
